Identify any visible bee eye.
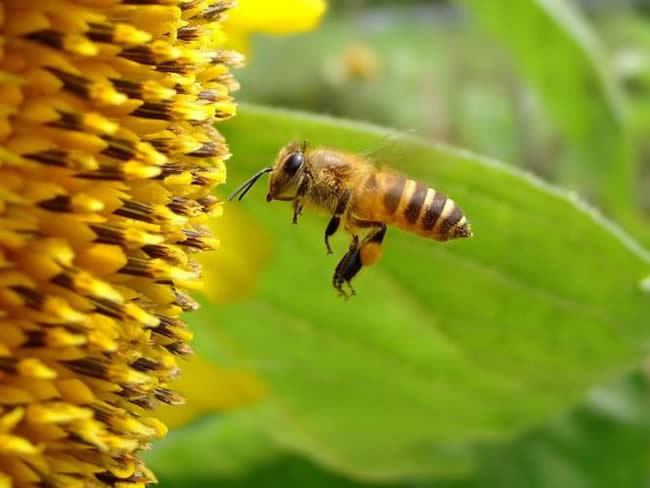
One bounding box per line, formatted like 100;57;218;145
284;152;304;173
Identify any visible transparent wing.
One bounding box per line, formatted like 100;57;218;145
358;128;419;171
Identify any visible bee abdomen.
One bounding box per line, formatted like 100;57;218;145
378;173;472;241
419;188;472;240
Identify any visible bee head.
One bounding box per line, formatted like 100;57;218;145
266;140;307;202
228;140;307;203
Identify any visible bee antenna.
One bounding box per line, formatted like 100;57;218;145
228;168;273;202
301;140;309;153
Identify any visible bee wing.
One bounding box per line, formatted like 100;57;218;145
359;128;418;171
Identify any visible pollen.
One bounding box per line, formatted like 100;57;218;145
0;0;238;486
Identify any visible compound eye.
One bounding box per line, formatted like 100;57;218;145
284;152;304;174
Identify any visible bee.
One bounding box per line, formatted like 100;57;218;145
229;141;472;297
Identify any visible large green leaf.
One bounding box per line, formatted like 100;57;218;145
422;372;650;488
459;0;634;217
150;373;650;488
151;408;405;488
151;106;650;481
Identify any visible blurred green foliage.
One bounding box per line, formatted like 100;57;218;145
157;373;650;488
461;0;627;203
150;1;650;487
420;375;650;488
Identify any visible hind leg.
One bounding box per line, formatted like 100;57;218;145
333;235;360;298
332;222;387;297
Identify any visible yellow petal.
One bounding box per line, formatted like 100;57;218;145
0;434;40;456
0;473;10;488
225;0;327;35
199;202;272;304
157;355;265;429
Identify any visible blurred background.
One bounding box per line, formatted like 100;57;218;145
147;1;650;487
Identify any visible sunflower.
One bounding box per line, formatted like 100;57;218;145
0;1;237;486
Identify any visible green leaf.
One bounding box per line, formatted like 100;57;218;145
151;409;404;488
154;105;650;481
461;0;624;135
148;407;296;483
458;0;631;212
157;455;399;488
421;372;650;488
152;373;650;488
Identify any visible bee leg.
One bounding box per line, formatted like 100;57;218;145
333;235;360;298
324;217;339;255
292;202;303;225
332;222;387;297
324;192;350;255
292;177;311;225
358;223;387;268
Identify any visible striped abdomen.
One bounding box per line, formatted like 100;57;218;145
352;172;472;241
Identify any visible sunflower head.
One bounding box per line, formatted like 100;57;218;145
0;1;238;486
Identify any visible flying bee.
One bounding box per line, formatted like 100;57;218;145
229;141;473;297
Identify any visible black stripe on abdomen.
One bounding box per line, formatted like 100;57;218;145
382;174;406;215
404;182;428;224
437;205;463;235
422;191;447;231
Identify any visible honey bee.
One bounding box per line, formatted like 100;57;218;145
229;141;472;297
